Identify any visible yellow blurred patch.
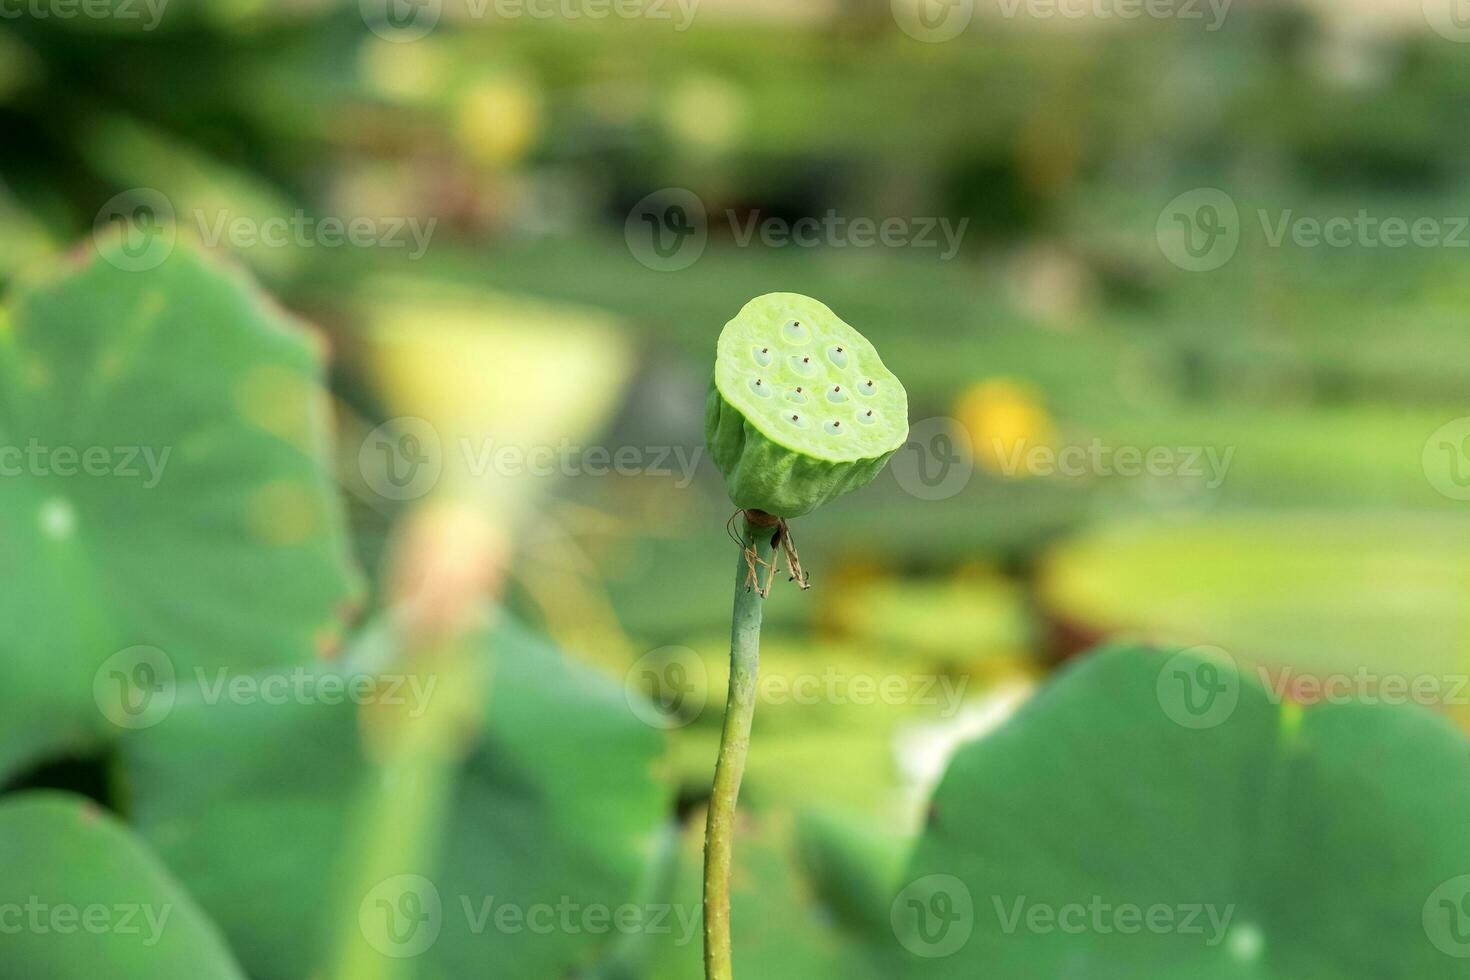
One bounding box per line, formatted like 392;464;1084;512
235;364;311;449
455;77;541;169
248;480;319;547
953;379;1055;478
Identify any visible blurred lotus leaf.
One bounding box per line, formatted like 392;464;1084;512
0;242;360;780
118;615;671;980
0;792;245;979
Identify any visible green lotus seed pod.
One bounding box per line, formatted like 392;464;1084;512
705;293;909;518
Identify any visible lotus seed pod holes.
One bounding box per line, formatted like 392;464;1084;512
714;295;908;463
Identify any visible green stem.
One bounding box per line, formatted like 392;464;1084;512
703;516;777;980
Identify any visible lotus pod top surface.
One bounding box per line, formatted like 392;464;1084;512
707;293;908;517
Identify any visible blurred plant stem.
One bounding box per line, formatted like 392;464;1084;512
325;500;504;980
702;517;777;980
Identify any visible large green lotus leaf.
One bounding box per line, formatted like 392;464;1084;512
891;645;1470;979
0;792;244;979
0;242;360;778
119;615;670;980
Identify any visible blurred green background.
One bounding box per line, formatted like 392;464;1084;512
2;0;1470;977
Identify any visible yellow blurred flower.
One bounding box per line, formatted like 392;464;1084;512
455;76;542;169
662;74;747;156
953;379;1055;478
